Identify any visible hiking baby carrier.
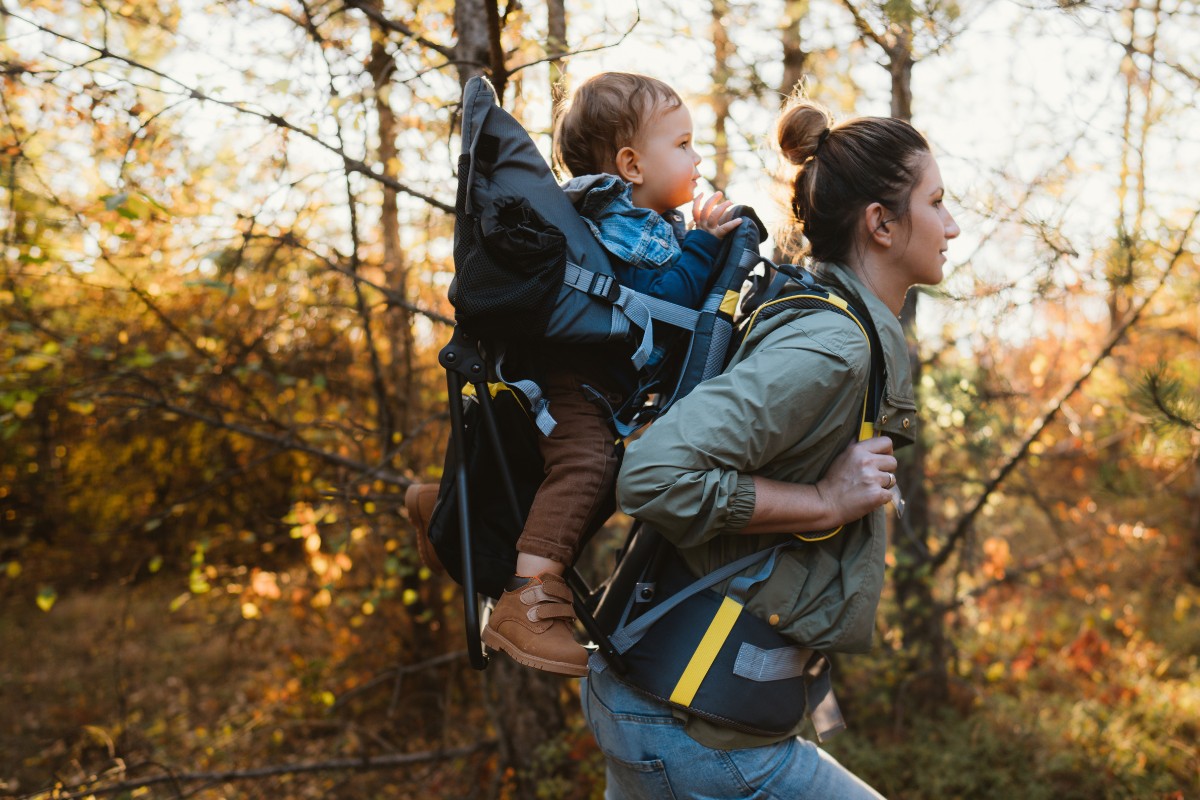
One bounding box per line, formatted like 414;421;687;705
421;76;888;741
423;76;768;670
588;263;888;742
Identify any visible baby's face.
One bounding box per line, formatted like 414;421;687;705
629;103;701;214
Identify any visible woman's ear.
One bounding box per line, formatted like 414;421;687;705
865;202;893;247
614;146;643;184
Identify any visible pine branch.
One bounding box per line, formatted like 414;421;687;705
1142;367;1200;433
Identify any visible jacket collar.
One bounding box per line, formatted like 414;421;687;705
815;262;919;446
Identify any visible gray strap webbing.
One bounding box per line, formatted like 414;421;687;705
493;352;557;436
729;637;844;740
733;643;814;681
562;263;704;370
739;246;763;271
563;261;616;301
611;288;705;370
610;289;654;369
633;291;704;330
804;654;846;742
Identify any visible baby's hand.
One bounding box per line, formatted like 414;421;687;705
691;192;743;239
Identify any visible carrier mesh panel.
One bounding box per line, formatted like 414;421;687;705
451;155;564;340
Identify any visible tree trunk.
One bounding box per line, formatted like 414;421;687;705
888;36;914;121
893;291;949;715
779;0;811;101
885;15;948;714
367;18;413;438
773;0;811;264
548;0;567;120
709;0;733;194
454;0;492;93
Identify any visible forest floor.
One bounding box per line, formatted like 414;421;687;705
0;577;496;800
2;574;1197;800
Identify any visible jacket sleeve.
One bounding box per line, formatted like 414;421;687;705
612;230;720;308
616;315;870;548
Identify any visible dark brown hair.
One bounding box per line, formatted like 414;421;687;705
776;96;930;264
552;72;683;178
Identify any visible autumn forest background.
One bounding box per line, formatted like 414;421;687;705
1;0;1198;797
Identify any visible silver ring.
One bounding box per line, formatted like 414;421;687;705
885;473;896;490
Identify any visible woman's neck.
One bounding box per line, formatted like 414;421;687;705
844;254;908;317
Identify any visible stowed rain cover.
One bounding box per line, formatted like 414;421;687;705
451;76;623;343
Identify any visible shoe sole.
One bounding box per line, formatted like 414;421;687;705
481;627;589;677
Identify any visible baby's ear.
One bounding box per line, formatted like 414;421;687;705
614;146;643;184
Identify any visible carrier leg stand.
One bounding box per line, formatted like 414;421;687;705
440;328;497;671
440;327;625;672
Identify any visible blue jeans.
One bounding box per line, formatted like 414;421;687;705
581;666;886;800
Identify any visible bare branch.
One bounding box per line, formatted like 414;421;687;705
341;0;454;59
932;206;1200;572
33;742;497;800
2;6;454;213
837;0;887;51
103;391;412;486
506;7;643;78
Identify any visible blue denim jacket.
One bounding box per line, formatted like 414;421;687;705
561;175;684;268
560;174;719;310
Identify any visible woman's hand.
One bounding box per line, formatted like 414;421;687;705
814;436;897;526
741;437;896;535
692;191;743;239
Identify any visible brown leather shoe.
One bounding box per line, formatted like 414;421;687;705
481;573;589;677
405;482;444;573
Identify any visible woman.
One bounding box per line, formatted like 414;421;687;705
581;95;960;799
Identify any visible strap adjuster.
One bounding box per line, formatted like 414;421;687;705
588;272;618;301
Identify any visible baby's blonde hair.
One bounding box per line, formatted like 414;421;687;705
552;72;682;178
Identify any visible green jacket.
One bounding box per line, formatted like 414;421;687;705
616;262;919;748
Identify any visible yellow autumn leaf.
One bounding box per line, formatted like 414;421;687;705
36;587;57;612
19;354;52;371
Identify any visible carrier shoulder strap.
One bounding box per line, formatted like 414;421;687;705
733;265;887;542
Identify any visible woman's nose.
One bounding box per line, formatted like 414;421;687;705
945;211;961;239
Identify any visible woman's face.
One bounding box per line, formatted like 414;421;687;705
895;152;960;286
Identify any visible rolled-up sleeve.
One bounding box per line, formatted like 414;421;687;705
616;317;867;549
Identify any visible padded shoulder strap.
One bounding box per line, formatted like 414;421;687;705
732;269;887;542
733;269;886;436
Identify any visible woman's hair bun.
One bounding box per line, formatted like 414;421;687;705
776;99;835;166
